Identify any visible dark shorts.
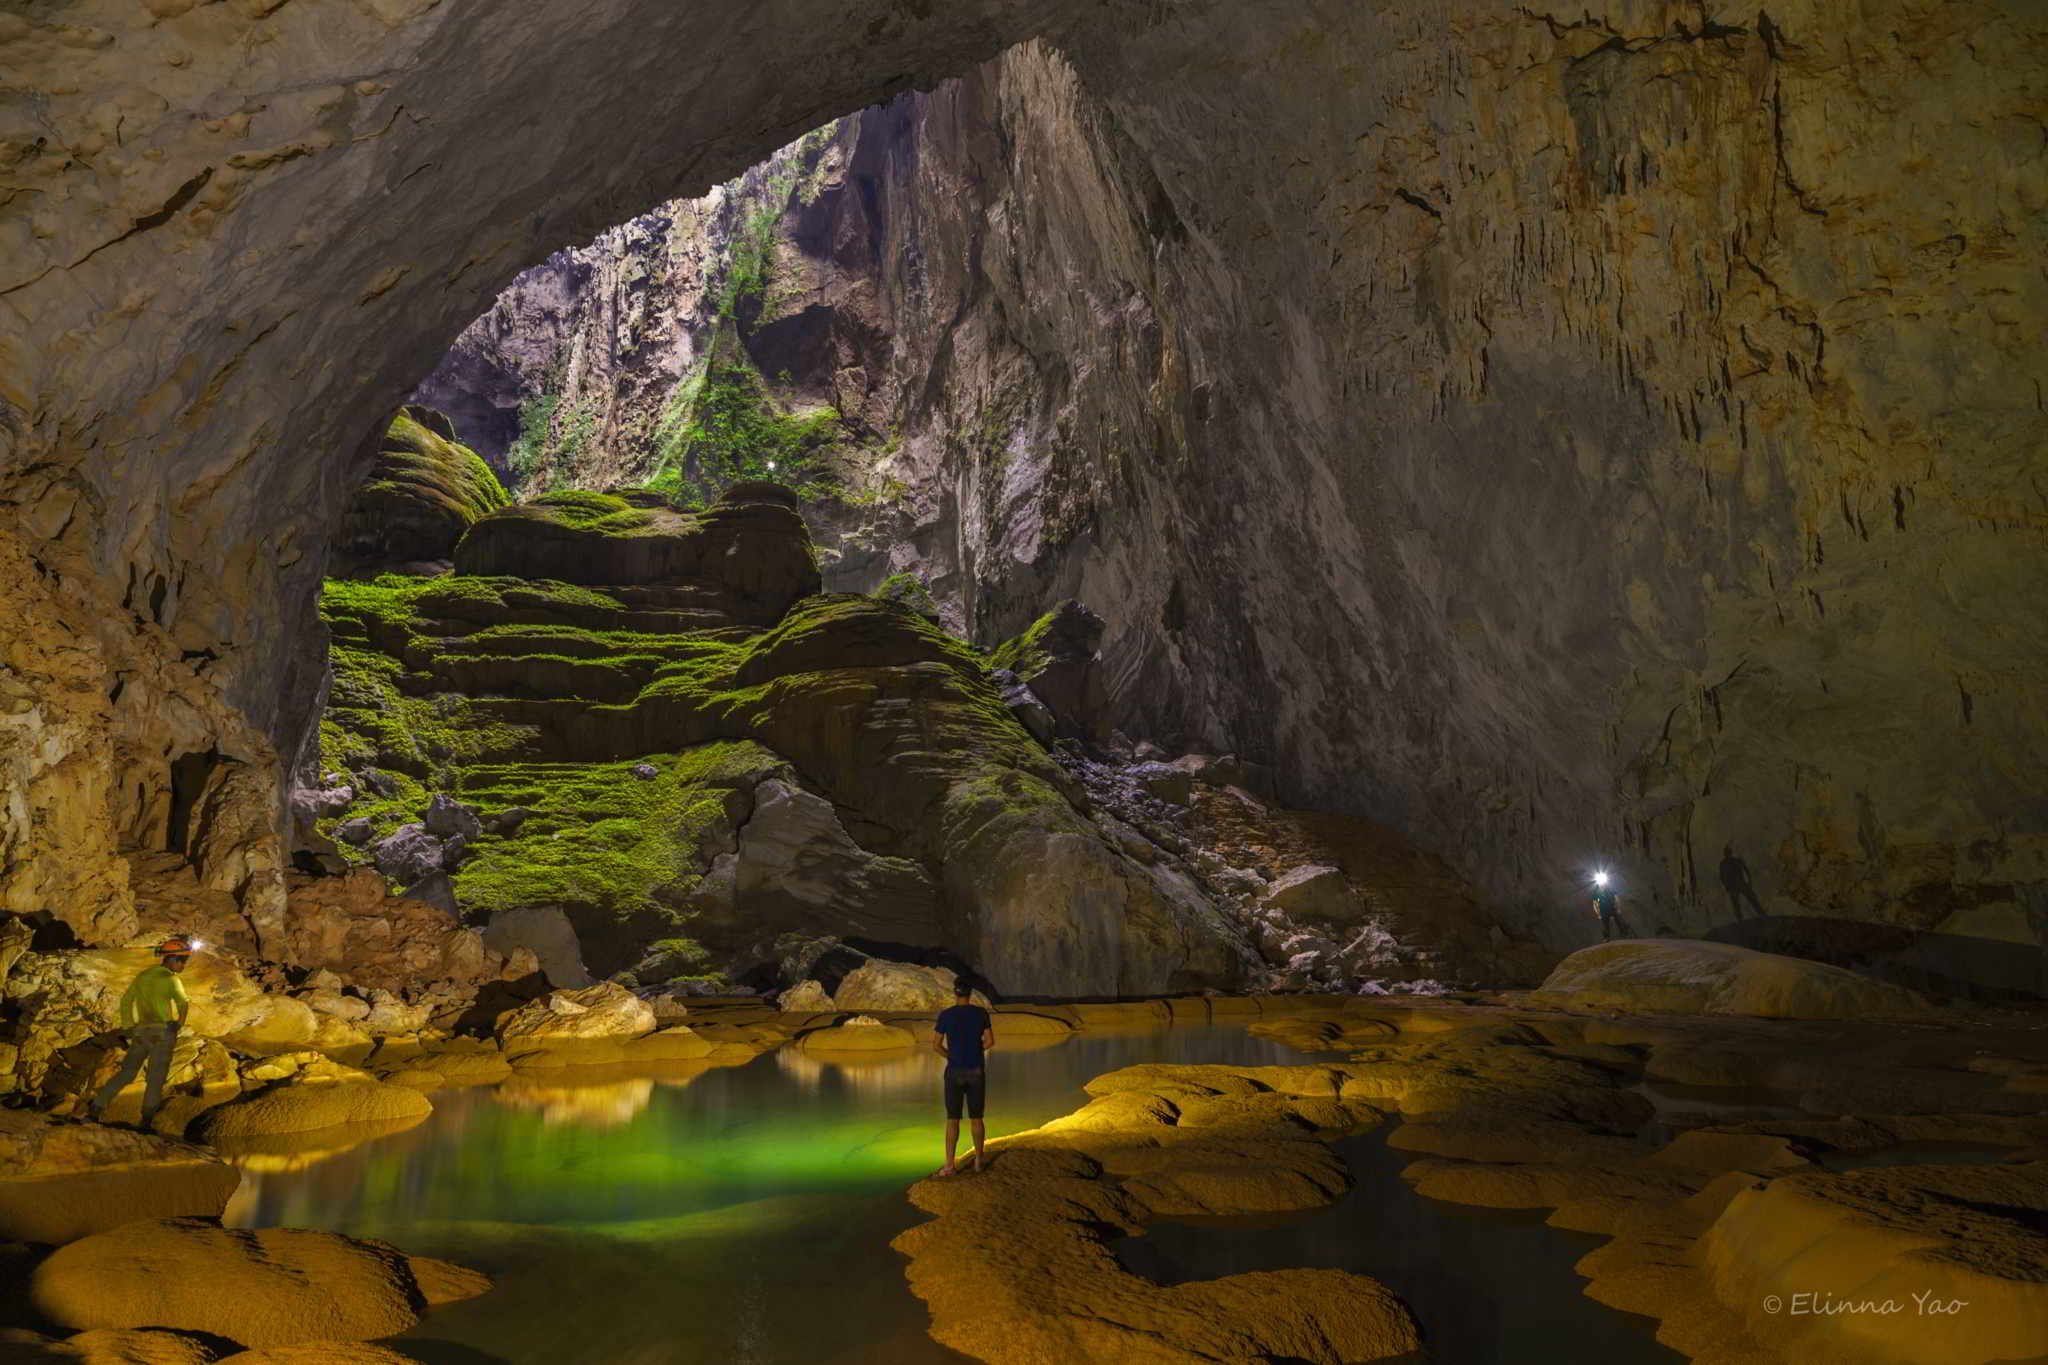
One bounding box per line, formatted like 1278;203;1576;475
944;1067;986;1120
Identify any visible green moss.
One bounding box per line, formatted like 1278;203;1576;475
872;572;940;621
646;332;839;508
373;411;510;523
482;489;682;539
451;742;780;921
988;610;1058;681
506;391;558;486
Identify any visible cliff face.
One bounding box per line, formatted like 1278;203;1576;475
976;15;2048;981
3;0;2043;989
417;22;2048;985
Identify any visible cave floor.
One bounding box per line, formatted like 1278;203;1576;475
14;997;2047;1364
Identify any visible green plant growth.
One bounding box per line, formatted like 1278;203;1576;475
451;742;779;923
872;572;941;622
988;610;1059;682
647;340;840;507
505;391;558;487
517;489;658;535
357;410;509;523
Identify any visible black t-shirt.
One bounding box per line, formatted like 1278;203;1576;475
1593;887;1619;915
934;1004;991;1071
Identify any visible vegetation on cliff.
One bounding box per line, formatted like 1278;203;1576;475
647;335;841;508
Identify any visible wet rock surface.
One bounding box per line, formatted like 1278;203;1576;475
894;1046;1417;1363
29;1218;488;1349
0;1112;240;1245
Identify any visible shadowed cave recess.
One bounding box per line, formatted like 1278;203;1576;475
2;3;2046;1365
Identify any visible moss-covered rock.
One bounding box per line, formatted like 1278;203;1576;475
316;484;1248;994
452;487;819;616
987;600;1108;743
337;407;509;569
873;571;942;622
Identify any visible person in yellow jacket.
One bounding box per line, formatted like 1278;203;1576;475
89;934;195;1128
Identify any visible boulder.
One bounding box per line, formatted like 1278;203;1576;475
776;980;834;1012
369;826;442;887
420;795;482;843
276;870;501;992
832;961;984;1012
220;996;323;1054
716;779;942;959
1531;940;1930;1019
29;1218;487;1347
333;819;375;847
480;907;592;989
334;407;508;570
495;983;655;1044
994;674;1056;746
484;807;530;835
1262;864;1357;924
0;1112;239;1245
1131;764;1194;805
937;778;1248;996
987;600;1110;744
291;784;355;823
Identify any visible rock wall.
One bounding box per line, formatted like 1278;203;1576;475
0;0;1085;956
984;8;2048;969
3;0;2043;983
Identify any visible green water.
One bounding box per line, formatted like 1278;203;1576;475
222;1026;1685;1364
223;1027;1307;1365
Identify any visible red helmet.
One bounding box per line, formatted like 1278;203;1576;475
156;934;195;958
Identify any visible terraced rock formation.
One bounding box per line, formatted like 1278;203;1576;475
313;478;1250;995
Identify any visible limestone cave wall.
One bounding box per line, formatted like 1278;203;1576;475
2;0;2043;983
418;12;2048;977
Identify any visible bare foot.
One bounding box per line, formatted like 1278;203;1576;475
968;1151;984;1172
932;1163;958;1178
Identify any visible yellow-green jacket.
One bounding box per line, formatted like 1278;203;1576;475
118;964;190;1027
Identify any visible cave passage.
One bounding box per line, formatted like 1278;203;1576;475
4;6;2045;1365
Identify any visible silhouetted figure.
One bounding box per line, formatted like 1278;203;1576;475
1592;880;1628;941
931;976;994;1177
1719;844;1765;921
90;933;194;1128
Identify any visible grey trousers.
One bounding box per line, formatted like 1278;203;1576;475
91;1022;178;1122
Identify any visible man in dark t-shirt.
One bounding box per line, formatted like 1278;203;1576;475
932;977;994;1176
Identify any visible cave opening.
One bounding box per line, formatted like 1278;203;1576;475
4;5;2046;1362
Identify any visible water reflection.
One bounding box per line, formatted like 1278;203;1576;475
220;1027;1629;1365
212;1113;431;1176
1119;1131;1683;1364
498;1075;657;1127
